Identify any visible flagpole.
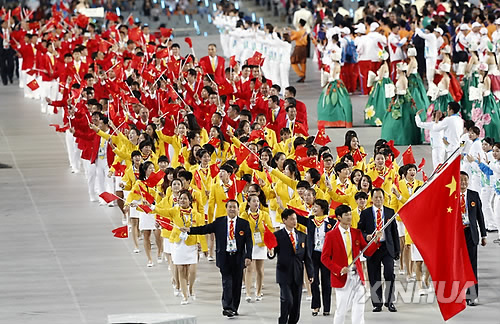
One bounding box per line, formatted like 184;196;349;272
347;146;463;269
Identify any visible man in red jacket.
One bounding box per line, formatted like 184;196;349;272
199;44;226;84
321;205;381;324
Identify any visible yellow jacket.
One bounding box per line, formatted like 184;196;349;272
153;205;207;250
365;165;397;205
121;164;140;191
156;131;183;167
191;166;214;205
207;179;235;223
240;209;274;247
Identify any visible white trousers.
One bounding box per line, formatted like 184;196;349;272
40;80;59;114
425;57;437;87
481;187;497;230
431;147;446;170
468;175;481;194
82;159;97;200
18;59;24;88
95;157;114;200
333;272;366;324
23;72;39;99
494;195;500;239
65;130;81;172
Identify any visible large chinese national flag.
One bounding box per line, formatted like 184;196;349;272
398;153;476;321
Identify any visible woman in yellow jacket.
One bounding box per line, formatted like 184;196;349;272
191;149;214;211
124;161;163;267
267;152;287;227
365;151;397;205
207;126;231;164
240;195;273;302
153;189;207;305
390;164;426;288
155;122;188;168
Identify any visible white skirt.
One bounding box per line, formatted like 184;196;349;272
139;211;156;230
270;210;281;228
130;206;140;219
114;176;122;191
172;240;198;265
252;244;267;260
163;238;173;254
411;244;423;261
397;220;406;237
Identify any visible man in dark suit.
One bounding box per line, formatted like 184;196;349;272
358;188;400;312
181;200;252;318
459;171;487;306
1;20;15;86
268;208;314;324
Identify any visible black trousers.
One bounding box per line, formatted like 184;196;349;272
311;251;331;312
464;228;479;301
366;242;396;307
279;280;302;324
220;253;244;312
0;47;15;85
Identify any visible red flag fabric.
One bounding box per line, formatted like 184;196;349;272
128;15;135;25
112;163;127;177
236;179;247;193
209;164;220;178
422;170;428;181
385;157;393;168
353;149;367;164
156;215;173;230
145;170;165;188
372;176;384;188
386;140;400;158
135;187;155;204
184;37;193;48
99;192;120;203
336;145;350;158
418;158;426;171
263;225;278;249
156;48;170;59
178;153;185;165
194;171;203;190
27;79;39;91
229;55;237;68
248;129;265;142
295;145;308;158
223;181;237;202
138;204;153;214
402;145;416;165
49;123;69;133
398;154;476;321
208;137;220;148
75;14;89;28
314;126;331;146
293;122;308;137
128;27;142;42
246;153;261;170
330;200;342;210
286;205;309;217
252;172;260;185
105;12;119;21
11;7;21;19
217;79;234;96
160;28;173;38
112;225;128;238
297;156;317;169
235;145;251;165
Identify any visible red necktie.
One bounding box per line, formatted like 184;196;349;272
376;209;383;231
229;219;235;240
460;193;466;215
289;231;296;252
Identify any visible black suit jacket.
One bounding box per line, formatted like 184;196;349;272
465;189;487;245
189;216;253;273
358;206;400;259
297;215;336;255
270;228;313;285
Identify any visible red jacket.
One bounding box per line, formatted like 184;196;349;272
199;55;225;84
321;226;379;288
18;42;37;70
295;99;308;131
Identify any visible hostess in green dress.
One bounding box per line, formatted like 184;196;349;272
461;71;480;120
381;90;422;145
481;92;500;140
318;79;353;128
365;75;393;126
408;71;431;141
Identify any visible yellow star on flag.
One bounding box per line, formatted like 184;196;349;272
445;177;457;196
447;207;453;213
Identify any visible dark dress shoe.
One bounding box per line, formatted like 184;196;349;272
469;299;478;306
233;311;239;316
323;312;330;316
387;303;397;312
312;311;318;316
372;306;383;312
297;77;305;83
222;309;235;317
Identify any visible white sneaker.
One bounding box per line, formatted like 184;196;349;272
255;295;263;301
181;298;189;305
157;257;163;264
399;270;405;275
245;296;252;302
133;248;140;254
190;294;196;301
306;296;312;301
207;256;215;261
147;261;154;268
174;289;181;297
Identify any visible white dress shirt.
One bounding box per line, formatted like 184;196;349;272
433;114;464;153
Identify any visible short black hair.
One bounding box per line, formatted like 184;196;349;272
314;199;329;215
335;204;351;217
448;102;461;114
460;171;469;178
225;199;239;207
306;168;321;184
334;162;349;176
371;187;385;197
281;208;296;220
178;170;193;182
354;191;369;200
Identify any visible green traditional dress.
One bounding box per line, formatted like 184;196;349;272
408;71;431;141
461;70;480;120
317;78;353;128
481;92;500;140
365;73;393;126
430;78;454;113
381;88;422;145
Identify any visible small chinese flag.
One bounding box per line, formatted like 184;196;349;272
314;126;331;146
145;170;165;188
128;27;142;42
235;145;251;165
247;153;261;170
99;192;121;203
336;145;350;158
209;164;220;178
353;149;367;164
208;137;220;148
293;122;308;137
263;225;278;249
295;145;308;158
138;204;152;214
178;153;185;165
402;145;416;165
156;48;170;59
184;37;193;48
156;215;173;230
248;129;265;142
330;200;342;210
112;163;127;177
112;225;128;238
128;14;135;25
160;27;173;38
229;55;237;68
194;171;203;190
386;140;400;158
236;179;247;193
105;12;119;21
297;156;317;169
49;124;69;133
27;79;40;91
372;176;384;188
287;205;309;217
418;157;426;171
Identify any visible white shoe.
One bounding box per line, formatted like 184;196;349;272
399;270;405;275
190;294;196;301
174;289;181;297
306;296;312;301
157;257;163;264
207;256;215;261
181;298;189;305
133;248;140;253
147;261;154;268
245;296;252;302
255;295;263;302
